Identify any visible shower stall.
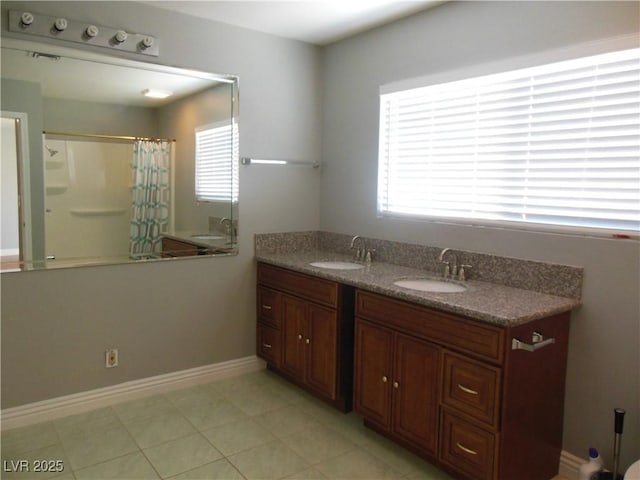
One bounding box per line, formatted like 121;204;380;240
43;132;175;264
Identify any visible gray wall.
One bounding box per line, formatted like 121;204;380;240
320;0;640;469
158;84;235;231
1;1;321;404
44;98;159;137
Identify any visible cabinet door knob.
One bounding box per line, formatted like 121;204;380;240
262;343;272;349
393;381;399;389
456;442;478;456
305;338;310;344
382;376;388;383
457;384;479;395
298;334;303;340
262;305;272;310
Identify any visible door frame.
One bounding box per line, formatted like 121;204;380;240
1;111;33;266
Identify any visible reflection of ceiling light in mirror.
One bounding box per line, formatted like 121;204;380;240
142;88;172;98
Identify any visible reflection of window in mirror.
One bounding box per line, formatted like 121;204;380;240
195;121;238;204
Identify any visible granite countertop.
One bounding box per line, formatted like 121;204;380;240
256;250;581;327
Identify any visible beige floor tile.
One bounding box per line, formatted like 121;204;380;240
282;467;328;479
54;410;121;442
201;418;276;456
167;458;244;479
253;405;318;439
314;449;402;480
1;422;60;458
177;397;248;431
113;396;178;424
142;433;222;478
227;440;310;480
124;411;197;448
73;452;159;479
59;424;138;471
280;422;357;464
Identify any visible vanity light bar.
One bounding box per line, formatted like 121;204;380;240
241;157;320;168
9;10;159;57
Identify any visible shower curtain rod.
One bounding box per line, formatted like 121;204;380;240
43;130;176;142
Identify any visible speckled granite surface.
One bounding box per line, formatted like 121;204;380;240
255;231;583;327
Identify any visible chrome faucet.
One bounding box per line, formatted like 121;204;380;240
219;217;231;235
439;247;472;280
350;235;367;261
438;247;457;279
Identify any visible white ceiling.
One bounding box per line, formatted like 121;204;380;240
142;1;442;45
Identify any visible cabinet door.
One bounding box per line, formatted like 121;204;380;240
354;320;393;429
281;295;306;379
305;303;338;399
392;334;440;456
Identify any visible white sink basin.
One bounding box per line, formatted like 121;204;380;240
393;278;467;293
309;261;365;270
190;234;225;240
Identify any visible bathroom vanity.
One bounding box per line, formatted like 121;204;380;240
161;232;233;257
354;289;570;480
256;262;355;411
254;231;582;480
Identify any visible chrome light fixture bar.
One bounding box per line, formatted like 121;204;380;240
9;10;159;57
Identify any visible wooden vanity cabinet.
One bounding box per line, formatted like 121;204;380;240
354;290;571;480
161;237;209;257
355;320;440;456
256;262;355;411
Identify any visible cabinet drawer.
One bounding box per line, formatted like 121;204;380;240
440;409;497;480
257;324;281;366
257;287;281;328
258;263;338;308
356;291;504;364
442;352;501;428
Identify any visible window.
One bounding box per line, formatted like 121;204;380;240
195;121;238;203
378;47;640;235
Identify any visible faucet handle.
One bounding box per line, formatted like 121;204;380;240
458;264;472;281
442;261;451;279
365;249;376;263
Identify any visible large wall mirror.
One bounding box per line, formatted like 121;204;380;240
1;38;239;272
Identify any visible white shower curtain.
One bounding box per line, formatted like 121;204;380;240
129;140;171;257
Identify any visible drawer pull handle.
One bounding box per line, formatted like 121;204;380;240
382;376;388;383
512;331;555;352
262;343;272;349
262;305;272;310
456;442;478;456
457;384;479;395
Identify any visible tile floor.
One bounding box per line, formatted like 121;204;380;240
1;369;570;480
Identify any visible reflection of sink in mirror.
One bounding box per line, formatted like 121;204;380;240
190;234;226;240
309;261;365;270
393;279;467;293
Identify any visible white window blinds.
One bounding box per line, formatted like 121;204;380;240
195;122;238;203
378;47;640;234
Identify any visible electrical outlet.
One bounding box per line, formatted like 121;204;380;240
105;349;118;368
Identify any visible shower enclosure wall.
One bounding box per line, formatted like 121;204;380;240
43;135;174;264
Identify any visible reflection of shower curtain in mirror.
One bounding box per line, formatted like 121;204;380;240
130;140;171;256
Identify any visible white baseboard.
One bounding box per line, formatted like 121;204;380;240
1;356;265;431
559;450;582;480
